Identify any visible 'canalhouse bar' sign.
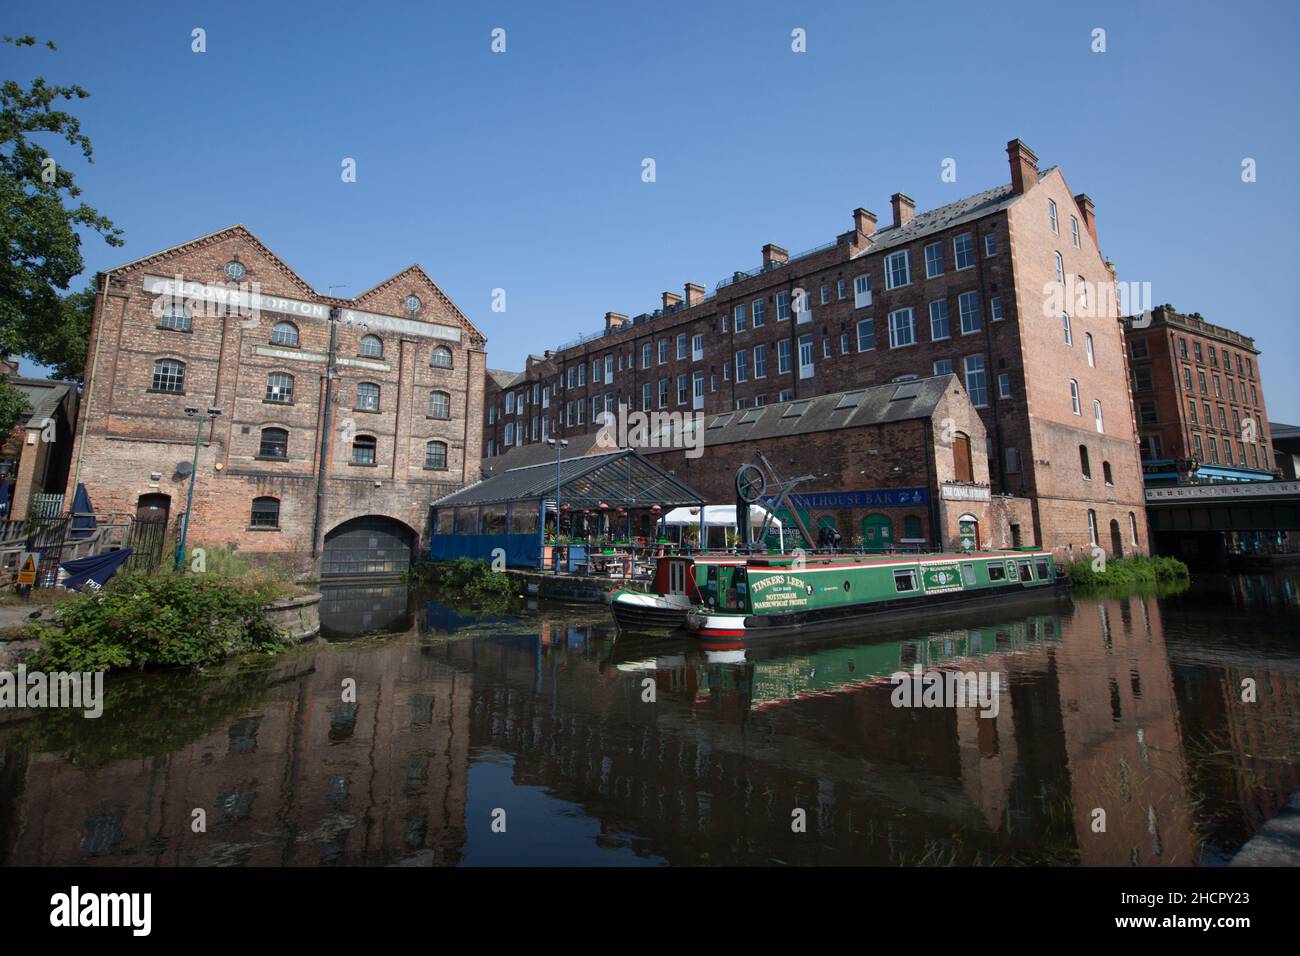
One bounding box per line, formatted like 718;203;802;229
762;488;929;510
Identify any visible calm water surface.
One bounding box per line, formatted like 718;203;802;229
2;573;1298;866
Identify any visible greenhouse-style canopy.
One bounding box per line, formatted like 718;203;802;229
429;449;705;568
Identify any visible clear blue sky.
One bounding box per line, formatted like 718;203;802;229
10;0;1300;421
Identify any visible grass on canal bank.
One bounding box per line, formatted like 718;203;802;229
1062;554;1190;589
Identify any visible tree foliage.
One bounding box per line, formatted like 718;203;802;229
0;34;121;366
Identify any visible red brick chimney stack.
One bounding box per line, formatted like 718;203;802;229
1007;138;1038;195
853;207;878;237
890;193;915;229
1074;193;1097;245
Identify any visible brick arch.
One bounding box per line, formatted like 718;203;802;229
322;514;419;578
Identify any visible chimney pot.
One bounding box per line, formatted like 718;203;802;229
890;193;916;229
1007;138;1039;195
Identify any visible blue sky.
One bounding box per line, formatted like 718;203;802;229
9;0;1300;420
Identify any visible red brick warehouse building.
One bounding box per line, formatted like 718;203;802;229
483;139;1148;559
66;226;487;575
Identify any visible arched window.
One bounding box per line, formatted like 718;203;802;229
1061;312;1072;345
431;346;453;369
258;427;288;459
1054;251;1065;284
1085;332;1095;366
360;335;383;358
1087;509;1098;546
1048;199;1059;234
1069;379;1081;415
151;358;185;393
425;440;448;470
429;390;451;419
159;301;192;332
250;496;280;528
1079;444;1091;479
1102;460;1113;485
265;372;294;403
1109;518;1123;558
352;435;376;465
356;382;380;411
902;515;924;541
1129;512;1139;546
1094;399;1105;434
271;321;299;347
952;432;973;483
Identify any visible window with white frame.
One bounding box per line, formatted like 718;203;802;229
676;333;687;360
958;292;981;334
856;318;875;352
657;378;669;408
1086;333;1095;367
924;242;944;279
1071;216;1080;248
657;339;668;364
777;290;791;320
1054;251;1065;285
733;303;747;332
642;344;652;368
677;374;688;405
1094;400;1104;433
885;250;911;289
819;285;829;305
836;278;846;300
853;275;871;308
1069;379;1081;415
793;288;811;323
691;333;704;360
990;296;1003;322
1048;199;1059;234
964;354;988;407
933;359;953;375
888;308;916;348
984;234;997;257
953;233;974;270
692;371;704;409
798;335;814;378
752;299;765;326
998;373;1012;400
578;363;586;385
778;339;792;373
840;332;850;354
734;349;749;383
754;344;767;378
779;388;794;402
641;383;652;411
930;303;951;343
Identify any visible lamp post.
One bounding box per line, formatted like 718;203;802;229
175;405;221;572
546;437;568;572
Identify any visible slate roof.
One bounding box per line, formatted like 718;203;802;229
479;430;609;477
852;168;1057;260
10;378;75;425
647;374;959;452
432;449;704;510
486;368;524;389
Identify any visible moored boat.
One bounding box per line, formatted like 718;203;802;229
685;550;1066;640
608;553;746;631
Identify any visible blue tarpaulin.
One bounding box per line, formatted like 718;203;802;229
427;533;540;568
69;484;96;539
60;548;133;591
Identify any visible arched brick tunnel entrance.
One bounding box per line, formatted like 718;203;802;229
322;515;417;578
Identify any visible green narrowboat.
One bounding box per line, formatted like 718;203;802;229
685;550;1066;640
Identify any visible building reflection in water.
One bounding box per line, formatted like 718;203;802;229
1;577;1296;867
319;583;415;640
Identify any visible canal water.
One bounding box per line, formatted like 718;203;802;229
1;574;1297;866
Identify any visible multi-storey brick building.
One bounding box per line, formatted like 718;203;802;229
484;139;1147;558
67;225;486;575
1123;305;1275;484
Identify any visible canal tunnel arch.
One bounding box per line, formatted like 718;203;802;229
322;515;417;578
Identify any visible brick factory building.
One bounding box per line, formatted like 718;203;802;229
66;225;486;575
483;139;1147;558
1123;305;1275;484
646;376;1028;553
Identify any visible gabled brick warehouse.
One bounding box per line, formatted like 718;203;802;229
483;139;1148;559
66;225;487;575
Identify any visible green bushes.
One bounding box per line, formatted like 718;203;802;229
29;572;288;673
1063;555;1190;589
406;558;518;606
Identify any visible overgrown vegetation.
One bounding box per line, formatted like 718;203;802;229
406;558;520;611
1063;555;1190;589
28;572;288;672
186;543;300;602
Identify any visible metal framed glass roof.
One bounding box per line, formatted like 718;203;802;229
431;449;704;511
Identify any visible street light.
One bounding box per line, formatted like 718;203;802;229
546;437;568;572
175;405;221;571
